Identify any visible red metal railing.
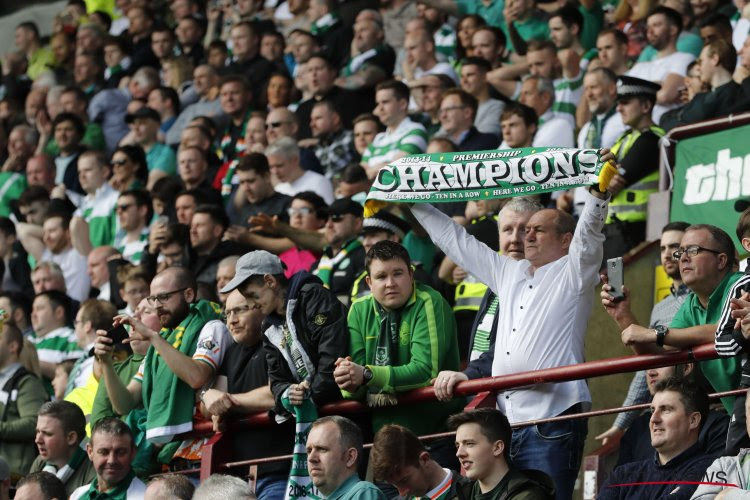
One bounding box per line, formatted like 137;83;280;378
191;343;729;485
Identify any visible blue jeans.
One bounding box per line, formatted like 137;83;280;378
255;474;288;500
510;415;588;500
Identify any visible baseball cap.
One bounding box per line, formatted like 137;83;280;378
220;250;285;293
125;107;161;124
328;198;364;218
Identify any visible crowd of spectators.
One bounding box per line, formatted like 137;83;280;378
1;0;750;497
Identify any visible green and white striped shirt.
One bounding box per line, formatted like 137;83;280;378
553;73;584;128
434;23;456;60
361;117;427;169
32;327;84;366
75;183;119;247
114;227;149;265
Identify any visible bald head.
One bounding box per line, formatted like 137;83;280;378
87;246;118;288
155;267;197;293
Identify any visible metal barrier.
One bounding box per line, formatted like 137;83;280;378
189;342;728;487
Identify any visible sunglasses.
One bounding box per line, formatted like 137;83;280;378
265;121;288;129
111;159;129;167
329;214;345;222
115;203;133;212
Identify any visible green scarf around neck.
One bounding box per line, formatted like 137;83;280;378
140;300;222;460
367;302;401;408
314;239;362;288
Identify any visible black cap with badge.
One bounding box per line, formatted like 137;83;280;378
362;210;411;240
616;75;661;102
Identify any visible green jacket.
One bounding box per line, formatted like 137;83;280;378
0;365;47;481
345;282;462;435
91;354;145;424
30;454;97;497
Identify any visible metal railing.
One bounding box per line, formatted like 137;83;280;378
190;343;730;487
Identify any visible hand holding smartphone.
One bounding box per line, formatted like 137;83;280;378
607;257;625;301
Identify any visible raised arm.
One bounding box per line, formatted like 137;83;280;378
409;203;508;295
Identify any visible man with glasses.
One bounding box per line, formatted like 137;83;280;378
200;289;291;499
264;108;323;175
598;222;692;447
313;198;365;306
611;224;742;418
94;267;230;456
113;190;150;266
436;89;498;152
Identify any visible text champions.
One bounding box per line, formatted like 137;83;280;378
367;148;602;203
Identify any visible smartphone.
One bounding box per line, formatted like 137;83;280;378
107;325;129;345
156;215;170;226
607;257;625;301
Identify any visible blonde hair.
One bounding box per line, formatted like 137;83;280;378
613;0;655;23
163;56;195;93
20;338;41;377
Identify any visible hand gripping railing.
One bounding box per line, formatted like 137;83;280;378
189;343;728;480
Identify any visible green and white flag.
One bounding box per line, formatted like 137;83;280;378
364;147;605;215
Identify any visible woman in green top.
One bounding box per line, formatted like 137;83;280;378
109;145;147;192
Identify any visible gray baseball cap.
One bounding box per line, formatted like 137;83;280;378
220;250;284;293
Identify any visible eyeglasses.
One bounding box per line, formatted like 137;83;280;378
672;245;724;260
266;121;289;129
225;305;251;318
287;207;313;217
115;203;133;212
111;159;129;167
146;287;187;305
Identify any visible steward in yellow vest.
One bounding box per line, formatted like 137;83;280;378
604;75;664;260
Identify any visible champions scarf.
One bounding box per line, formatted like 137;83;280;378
364;147;608;216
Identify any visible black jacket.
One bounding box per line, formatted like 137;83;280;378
263;272;348;418
458;126;500;152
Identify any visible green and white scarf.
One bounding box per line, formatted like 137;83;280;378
364;147;604;216
368;302;401;408
42;442;88;484
313;239;362;288
311;12;339;36
281;395;321;500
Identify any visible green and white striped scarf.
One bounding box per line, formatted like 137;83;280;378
313;239;362;289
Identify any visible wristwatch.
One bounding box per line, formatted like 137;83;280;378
363;367;373;384
655;325;669;347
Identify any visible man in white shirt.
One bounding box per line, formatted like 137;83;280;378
31;290;84;380
39;213;90;303
627;6;696;122
86;246;118;301
518;75;574;147
267;137;334;204
408;150;615;500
